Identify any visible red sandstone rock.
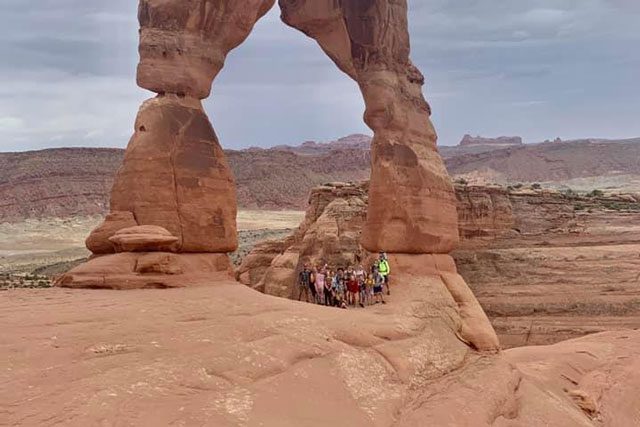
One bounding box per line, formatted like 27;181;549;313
279;0;459;254
137;0;275;99
85;211;138;254
55;253;232;290
237;183;499;352
108;225;179;253
4;284;638;425
110;95;238;253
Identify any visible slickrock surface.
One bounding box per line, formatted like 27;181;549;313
240;182;640;347
3;285;638;426
279;0;459;254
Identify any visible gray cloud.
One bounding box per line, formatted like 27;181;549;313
0;0;639;152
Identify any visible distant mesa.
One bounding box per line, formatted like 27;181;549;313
460;134;523;147
269;133;372;154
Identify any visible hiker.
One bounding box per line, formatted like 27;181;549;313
324;270;334;306
298;264;312;302
363;272;374;306
358;272;367;307
315;267;326;305
377;252;391;295
346;272;359;307
373;267;386;304
333;268;347;309
308;266;317;303
354;264;365;283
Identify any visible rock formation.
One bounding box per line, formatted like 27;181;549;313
237;183;369;297
279;0;459;254
5;284;640;425
238;182;499;351
56;0;276;288
240;181;640;348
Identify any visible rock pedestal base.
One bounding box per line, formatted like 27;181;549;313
55;253;233;290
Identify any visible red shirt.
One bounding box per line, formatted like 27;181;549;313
347;278;359;293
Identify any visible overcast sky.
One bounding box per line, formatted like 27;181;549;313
1;0;639;152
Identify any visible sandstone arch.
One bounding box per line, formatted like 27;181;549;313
56;0;498;352
56;0;495;353
65;0;456;267
20;3;640;425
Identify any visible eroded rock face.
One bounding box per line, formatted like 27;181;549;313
109;225;179;253
85;211;138;254
237;183;369;298
279;0;459;254
109;95;238;253
58;0;278;288
137;0;275;99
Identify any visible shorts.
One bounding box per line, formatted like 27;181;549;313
374;285;383;294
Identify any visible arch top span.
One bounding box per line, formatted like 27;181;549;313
137;0;276;99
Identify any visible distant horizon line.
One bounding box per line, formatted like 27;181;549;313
2;134;640;155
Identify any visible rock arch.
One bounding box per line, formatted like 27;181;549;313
58;0;460;292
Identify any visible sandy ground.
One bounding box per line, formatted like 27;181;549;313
0;211;304;284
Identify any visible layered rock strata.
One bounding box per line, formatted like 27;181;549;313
454;185;640;347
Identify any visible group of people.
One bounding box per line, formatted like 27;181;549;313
297;252;391;309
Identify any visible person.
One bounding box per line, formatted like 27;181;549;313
373;267;386;304
308;266;317;303
333;268;347;309
315;267;326;305
324;270;334;306
358;272;367;308
365;273;374;306
377;252;391;295
346;272;359;307
297;264;312;302
355;264;365;283
346;265;355;282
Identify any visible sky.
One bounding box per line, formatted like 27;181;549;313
0;0;639;152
